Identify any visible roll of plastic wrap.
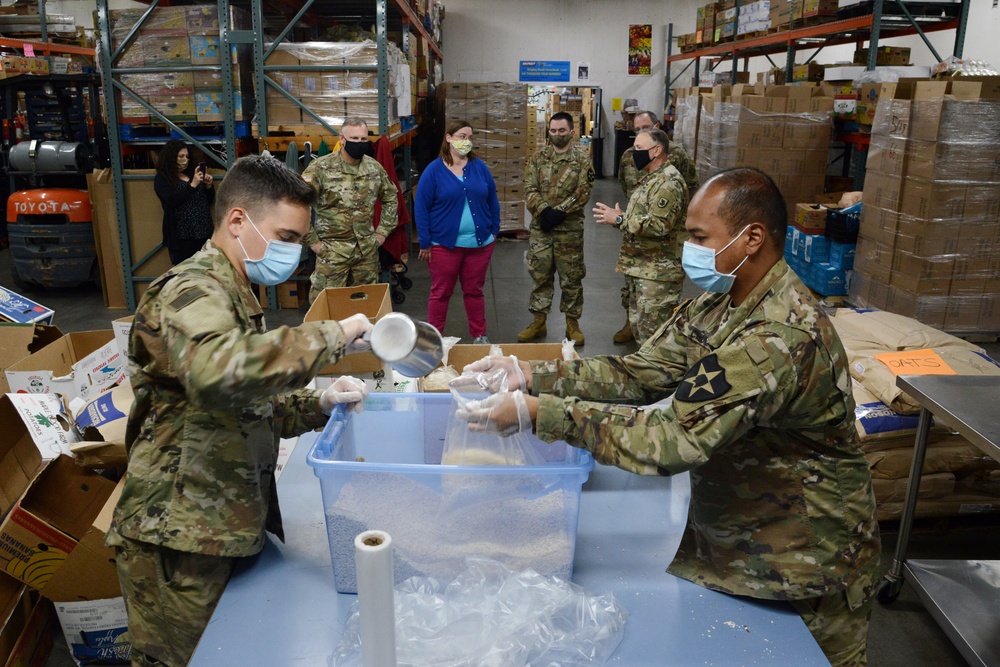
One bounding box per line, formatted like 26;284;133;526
354;530;397;667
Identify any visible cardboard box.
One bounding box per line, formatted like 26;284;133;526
53;597;131;665
189;35;221;65
5;330;123;403
0;456;116;594
0;324;63;394
423;343;572;392
142;35;191;66
0;396;45;519
42;479;123;603
0;577;55;667
304;284;392;375
0;288;53;325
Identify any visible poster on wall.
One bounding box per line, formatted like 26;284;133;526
628;24;652;76
519;60;571;82
577;61;590;82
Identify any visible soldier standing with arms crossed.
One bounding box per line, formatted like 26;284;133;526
595;128;689;345
460;168;881;667
106;156;374;667
614;111;699;344
302;118;398;303
518;112;595;346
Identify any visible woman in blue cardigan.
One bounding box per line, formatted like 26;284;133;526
415;119;501;343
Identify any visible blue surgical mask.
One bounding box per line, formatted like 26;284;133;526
237;213;302;285
681;225;752;293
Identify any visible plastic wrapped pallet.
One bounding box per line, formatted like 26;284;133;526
673;88;701;161
849;78;1000;333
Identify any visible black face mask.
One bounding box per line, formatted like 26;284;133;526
344;140;372;160
632;148;655;171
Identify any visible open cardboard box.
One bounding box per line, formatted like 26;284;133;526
0;324;63;394
422;343;574;392
0;396;45;520
0;288;54;325
0;455;117;596
0;574;54;667
5;330;123;402
304;284;392;376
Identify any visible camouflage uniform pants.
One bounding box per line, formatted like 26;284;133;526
113;535;235;667
619;275;632;315
526;228;586;319
627;276;682;344
309;240;379;303
789;576;875;667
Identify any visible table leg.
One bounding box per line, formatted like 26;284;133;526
878;407;933;604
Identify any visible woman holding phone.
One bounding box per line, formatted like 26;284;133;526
154;140;216;264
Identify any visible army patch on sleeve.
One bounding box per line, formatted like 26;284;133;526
675;354;731;402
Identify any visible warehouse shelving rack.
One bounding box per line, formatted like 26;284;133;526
95;0;441;310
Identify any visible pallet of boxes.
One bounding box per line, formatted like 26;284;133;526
829;309;1000;521
694;82;832;219
0;320;136;664
444;82;530;234
849;77;1000;335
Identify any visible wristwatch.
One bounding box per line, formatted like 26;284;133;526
614;214;624;228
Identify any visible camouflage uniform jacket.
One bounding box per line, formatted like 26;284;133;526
618;140;699;202
616;163;688;282
533;259;881;602
107;242;348;557
302;152;398;248
523;145;595;232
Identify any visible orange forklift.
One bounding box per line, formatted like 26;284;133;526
2;73;105;289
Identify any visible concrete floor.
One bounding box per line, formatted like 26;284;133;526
9;176;997;666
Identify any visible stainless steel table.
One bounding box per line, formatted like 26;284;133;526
191;430;828;665
877;375;1000;667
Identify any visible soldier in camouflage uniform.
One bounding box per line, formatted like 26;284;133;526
106;156;373;667
463;168;881;667
615;112;699;345
596;128;689;345
302;118;398;303
519;112;596;346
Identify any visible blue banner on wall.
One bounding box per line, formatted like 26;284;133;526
519;60;571;83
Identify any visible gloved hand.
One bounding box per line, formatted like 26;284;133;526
451;354;526;393
455;390;532;437
338;313;373;354
320;375;369;415
538;207;566;233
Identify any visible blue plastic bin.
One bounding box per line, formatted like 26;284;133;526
308;393;595;593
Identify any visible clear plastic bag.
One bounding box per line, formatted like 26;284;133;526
420;336;462;391
330;558;628;667
443;383;545;466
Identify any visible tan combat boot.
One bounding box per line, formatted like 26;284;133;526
566;317;585;347
517;313;547;342
612;319;634;344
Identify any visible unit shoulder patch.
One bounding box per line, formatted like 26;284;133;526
675;353;732;402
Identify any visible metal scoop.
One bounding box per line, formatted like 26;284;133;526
366;313;444;378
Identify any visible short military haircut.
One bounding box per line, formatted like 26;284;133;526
634;110;660;126
341;118;368;132
704;167;787;248
215;155;317;227
549;111;574;130
637;127;669;152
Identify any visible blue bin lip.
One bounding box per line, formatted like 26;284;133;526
306;393;595;477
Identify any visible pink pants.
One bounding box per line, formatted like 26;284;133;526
427;243;495;337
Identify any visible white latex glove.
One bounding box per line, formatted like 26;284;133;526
320;375;369;415
455;354;526;392
454;390;532;437
338;313;373;354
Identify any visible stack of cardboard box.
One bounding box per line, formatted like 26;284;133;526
737;0;771;36
694;83;833;220
108;4;249;124
850;78;1000;333
444;82;530;233
784;195;856;297
696;2;718;46
263;41;402;131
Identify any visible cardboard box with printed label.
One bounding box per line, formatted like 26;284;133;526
54;597;131;665
304;284;392;375
5;330;124;403
0;455;116;595
0;324;63;394
0;288;54;325
422;343;574;392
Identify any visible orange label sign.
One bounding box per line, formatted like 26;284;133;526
874;349;956;376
